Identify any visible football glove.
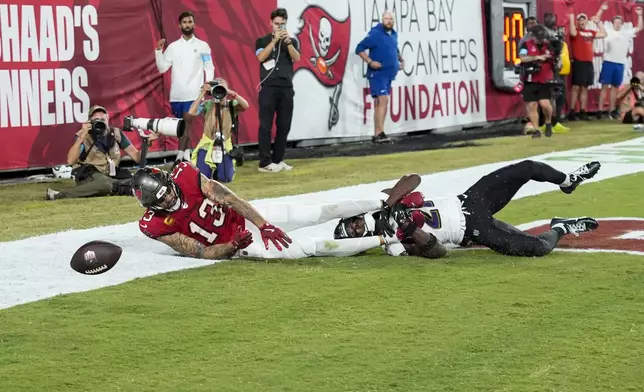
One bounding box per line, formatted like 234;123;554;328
400;192;424;208
375;201;396;237
259;223;292;251
232;228;253;250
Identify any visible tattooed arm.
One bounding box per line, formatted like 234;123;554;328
156;232;238;260
200;175;267;228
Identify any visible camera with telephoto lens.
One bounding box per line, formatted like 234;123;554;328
207;80;227;100
89;118;107;139
122;116;185;138
546;27;564;58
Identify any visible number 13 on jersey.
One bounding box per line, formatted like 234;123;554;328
189;199;226;244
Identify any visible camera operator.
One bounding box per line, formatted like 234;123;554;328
617;72;644;129
518;17;539;48
518;25;557;138
187;78;249;182
46;105;157;200
255;8;300;173
540;13;571;133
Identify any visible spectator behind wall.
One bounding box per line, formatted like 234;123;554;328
597;4;643;119
155;11;215;162
46;105;156;201
568;6;607;121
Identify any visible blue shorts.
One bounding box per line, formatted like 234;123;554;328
369;78;392;97
170;101;194;118
599;61;625;87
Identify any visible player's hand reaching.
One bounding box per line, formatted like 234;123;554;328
232;227;253;250
375;202;396;237
259;223;292;251
396;217;418;241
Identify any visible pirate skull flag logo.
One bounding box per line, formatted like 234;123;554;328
293;6;351;131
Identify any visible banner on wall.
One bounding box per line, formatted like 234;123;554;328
280;0;488;139
6;0;640;172
0;0;273;171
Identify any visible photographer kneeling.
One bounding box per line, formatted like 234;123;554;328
46;105;156;200
187;78;249;182
519;25;557;138
617;72;644;129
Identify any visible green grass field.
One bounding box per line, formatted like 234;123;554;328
1;122;644;392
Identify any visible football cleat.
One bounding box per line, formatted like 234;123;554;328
550;217;599;237
560;161;601;194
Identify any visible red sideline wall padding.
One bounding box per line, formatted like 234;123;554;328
0;0;273;171
0;0;642;171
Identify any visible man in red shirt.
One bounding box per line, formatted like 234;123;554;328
568;9;607;120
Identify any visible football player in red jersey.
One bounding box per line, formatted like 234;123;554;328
132;162;398;260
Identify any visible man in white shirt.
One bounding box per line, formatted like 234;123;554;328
155;11;215;162
598;5;643;119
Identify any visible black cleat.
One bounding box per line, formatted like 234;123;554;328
372;132;392;144
550;217;599;236
545;123;553;138
560;161;601;194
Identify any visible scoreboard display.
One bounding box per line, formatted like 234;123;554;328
503;7;526;68
488;0;537;91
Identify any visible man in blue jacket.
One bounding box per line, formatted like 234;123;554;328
356;11;405;143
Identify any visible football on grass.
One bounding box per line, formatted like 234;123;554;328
70;240;122;275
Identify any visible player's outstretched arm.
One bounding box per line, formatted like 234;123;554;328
157;232;239;260
200;175;292;250
200;175;268;226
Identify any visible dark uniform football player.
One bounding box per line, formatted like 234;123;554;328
334;160;601;258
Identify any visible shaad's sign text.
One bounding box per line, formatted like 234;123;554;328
0;4;99;128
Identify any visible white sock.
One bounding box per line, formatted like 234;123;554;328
560;174;572;187
184;149;191;161
176;151;183;161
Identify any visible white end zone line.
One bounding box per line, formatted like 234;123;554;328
2;137;644;310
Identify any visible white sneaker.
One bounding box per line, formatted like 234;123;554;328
258;163;282;173
46;188;61;200
277;161;293;171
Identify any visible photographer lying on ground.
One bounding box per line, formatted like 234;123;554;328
617;72;644;129
46;105;156;200
186;78;249;182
